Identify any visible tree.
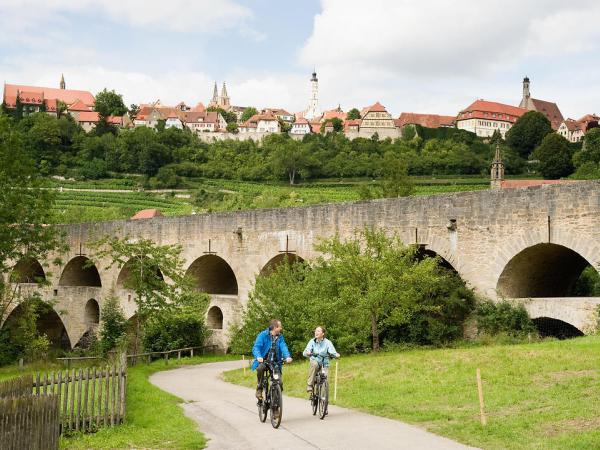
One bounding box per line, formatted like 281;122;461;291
320;118;343;133
270;138;313;184
346;108;361;120
129;104;140;122
240;107;258;123
90;236;208;353
533;133;574;179
379;152;415;197
0;114;63;326
226;122;239;134
207;107;236;124
505;111;552;158
573;127;600;169
99;296;127;354
94;88;128;117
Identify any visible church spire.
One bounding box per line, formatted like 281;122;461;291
60;73;65;90
490;142;505;190
212;82;218;103
220;82;230;108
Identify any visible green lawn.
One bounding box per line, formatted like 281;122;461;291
0;355;235;449
224;336;600;450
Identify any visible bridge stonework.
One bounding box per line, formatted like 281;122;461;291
7;181;600;348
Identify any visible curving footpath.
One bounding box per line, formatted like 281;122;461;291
150;360;478;450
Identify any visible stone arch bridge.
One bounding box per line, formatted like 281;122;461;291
3;181;599;349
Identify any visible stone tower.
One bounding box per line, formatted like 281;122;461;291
209;82;219;107
519;76;530;109
60;73;65;90
304;69;321;120
220;82;230;109
490;142;505;190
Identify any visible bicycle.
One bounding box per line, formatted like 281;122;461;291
256;358;284;428
308;353;337;420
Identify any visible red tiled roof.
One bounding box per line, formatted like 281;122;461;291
458;100;527;123
77;111;100;122
561;119;585;133
191;102;205;112
397;112;456;128
294;117;309;124
45;98;57;111
362;102;387;115
68;99;91;112
4;84;95;107
131;209;163;220
530;98;563;130
322;109;347;121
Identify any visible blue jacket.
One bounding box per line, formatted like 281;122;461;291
251;328;291;371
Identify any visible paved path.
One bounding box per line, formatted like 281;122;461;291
150;360;477;450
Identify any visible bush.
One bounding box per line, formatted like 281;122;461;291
474;299;537;337
142;305;209;352
99;297;127;354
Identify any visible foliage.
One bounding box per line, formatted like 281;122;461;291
573;128;600;179
379;152;415;197
321;117;344;133
94;88;128;118
0;114;63;323
240;107;258;123
505;111;552;158
532;132;574;179
99;296;127;354
207;106;236;124
226;122;238;133
231;228;475;354
142;295;210;352
571;266;600;296
474;299;537;337
269;135;315;184
346;108;361;120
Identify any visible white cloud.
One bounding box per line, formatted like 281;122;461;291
300;0;600;76
1;0;253;34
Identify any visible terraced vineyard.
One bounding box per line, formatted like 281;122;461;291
47;177;489;223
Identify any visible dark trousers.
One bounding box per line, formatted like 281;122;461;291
256;362;283;390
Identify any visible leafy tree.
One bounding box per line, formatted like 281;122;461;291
232;228;475;353
90;236;208;353
506;111;552;158
99;296;127;354
0;115;63;324
573;127;600;170
240;107;258;123
321;118;343;133
474;299;536;337
533;133;574;179
129;104;140;122
207;107;236;124
346;108;361;120
379;152;414;197
94;88;128;117
270;137;314;184
226;122;239;133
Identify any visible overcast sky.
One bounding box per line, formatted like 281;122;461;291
1;0;599;118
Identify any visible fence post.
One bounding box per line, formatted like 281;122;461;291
476;368;487;426
242;355;246;376
334;360;339;402
164;353;168;365
191;348;194;358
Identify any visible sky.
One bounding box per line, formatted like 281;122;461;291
1;0;600;118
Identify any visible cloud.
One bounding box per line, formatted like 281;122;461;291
299;0;600;77
1;0;253;34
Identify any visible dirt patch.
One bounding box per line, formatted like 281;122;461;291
542;416;600;437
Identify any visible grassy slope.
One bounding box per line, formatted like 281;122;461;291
224;336;600;450
0;355;234;449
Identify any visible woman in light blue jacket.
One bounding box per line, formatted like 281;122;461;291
303;326;340;394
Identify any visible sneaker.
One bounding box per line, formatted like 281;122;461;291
255;387;263;400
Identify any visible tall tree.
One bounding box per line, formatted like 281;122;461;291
270;138;313;184
0;114;63;324
240;107;258;123
346;108;361;120
506;111;552;158
94;88;128;117
533;133;574;179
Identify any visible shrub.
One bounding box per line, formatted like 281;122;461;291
474;299;537;337
142;304;209;352
99;296;127;354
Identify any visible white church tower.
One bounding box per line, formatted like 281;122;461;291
304;69;321;120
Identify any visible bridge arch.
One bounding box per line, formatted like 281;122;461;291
259;253;305;277
415;245;459;274
84;299;100;326
12;257;46;283
59;256;102;287
186;255;238;295
532;317;584;339
3;299;71;349
116;260;164;289
207;306;224;329
497;243;597;298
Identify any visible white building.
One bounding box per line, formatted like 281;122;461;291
557;115;599;143
240;112;280;133
303;70;321;120
181;111;225;133
165;113;183;129
290;117;311;135
456;100;527;138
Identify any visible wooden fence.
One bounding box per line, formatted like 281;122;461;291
0;395;60;450
33;366;127;432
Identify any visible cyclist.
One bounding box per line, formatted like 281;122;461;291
251;319;292;401
303;325;339;394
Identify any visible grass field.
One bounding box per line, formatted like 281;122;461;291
1;355;235;449
224;336;600;450
47;176;489;223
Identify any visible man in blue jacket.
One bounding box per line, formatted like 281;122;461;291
252;319;292;400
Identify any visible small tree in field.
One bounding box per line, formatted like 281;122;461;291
91;236;208;353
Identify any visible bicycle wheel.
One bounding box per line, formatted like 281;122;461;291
270;383;282;428
318;379;329;420
258;380;268;423
311;384;318;416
